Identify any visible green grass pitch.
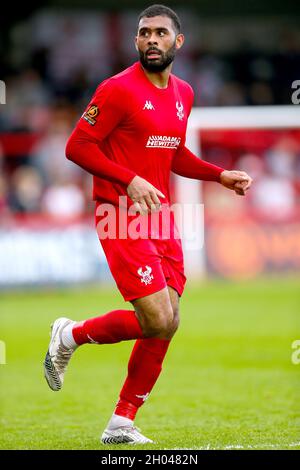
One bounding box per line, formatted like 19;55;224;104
0;277;299;450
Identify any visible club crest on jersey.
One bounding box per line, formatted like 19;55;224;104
176;101;184;120
83;104;99;125
137;266;154;285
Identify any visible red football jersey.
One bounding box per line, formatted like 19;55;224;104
76;61;194;205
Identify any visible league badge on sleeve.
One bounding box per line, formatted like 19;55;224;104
83;104;99;126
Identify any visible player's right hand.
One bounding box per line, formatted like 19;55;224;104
127;176;165;215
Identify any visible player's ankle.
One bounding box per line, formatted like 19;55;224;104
61;321;78;350
107;413;134;431
114;398;138;421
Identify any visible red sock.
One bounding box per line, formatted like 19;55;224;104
114;338;171;420
72;310;144;345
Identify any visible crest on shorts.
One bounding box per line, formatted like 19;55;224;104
137;265;154;285
83;104;99;125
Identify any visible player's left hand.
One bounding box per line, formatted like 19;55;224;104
220;170;253;196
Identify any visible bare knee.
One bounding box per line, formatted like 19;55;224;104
141;308;174;338
131;287;180;339
137;307;180;339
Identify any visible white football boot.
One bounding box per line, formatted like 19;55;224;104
43;317;76;391
101;426;154;445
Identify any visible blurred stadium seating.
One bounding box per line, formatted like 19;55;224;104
0;5;299;286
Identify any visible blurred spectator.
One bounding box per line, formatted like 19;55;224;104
193;55;225;106
9;165;43;213
42;181;85;218
0;9;299;218
0;174;9;215
251;176;296;218
249;81;274;105
217;81;247;106
265;137;300;179
235;153;265;181
30;104;82;185
4;69;53;132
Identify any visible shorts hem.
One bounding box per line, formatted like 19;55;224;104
166;281;184;298
122;281;185;302
122;283;168;302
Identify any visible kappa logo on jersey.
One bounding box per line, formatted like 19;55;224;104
143;100;155;110
176;101;184;120
137;266;154;285
83;104;99;125
146;135;181;149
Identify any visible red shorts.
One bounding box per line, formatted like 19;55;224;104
95;203;186;302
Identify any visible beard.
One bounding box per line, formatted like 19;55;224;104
138;41;176;72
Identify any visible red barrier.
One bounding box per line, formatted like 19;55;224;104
0;133;41;156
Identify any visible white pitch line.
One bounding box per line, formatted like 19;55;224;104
172;441;300;450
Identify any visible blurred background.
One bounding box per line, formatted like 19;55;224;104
0;0;300;285
1;0;300;451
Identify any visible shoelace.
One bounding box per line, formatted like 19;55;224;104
116;425;140;432
119;426;149;440
53;345;73;374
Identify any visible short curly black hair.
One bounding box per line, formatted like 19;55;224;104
138;4;181;34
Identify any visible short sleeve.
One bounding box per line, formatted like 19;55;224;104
76;79;126;142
